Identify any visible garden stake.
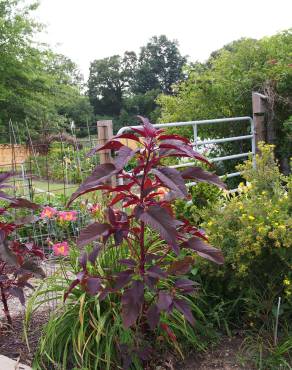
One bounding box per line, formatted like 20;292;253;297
274;296;281;346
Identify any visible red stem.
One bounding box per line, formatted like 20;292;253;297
138;141;153;275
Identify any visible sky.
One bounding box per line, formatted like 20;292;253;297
34;0;292;80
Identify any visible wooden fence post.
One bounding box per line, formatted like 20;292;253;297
252;92;268;152
96;120;113;164
96;120;115;186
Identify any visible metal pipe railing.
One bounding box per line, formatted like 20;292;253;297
116;116;255;187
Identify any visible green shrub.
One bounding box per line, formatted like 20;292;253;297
175;182;223;225
199;143;292;329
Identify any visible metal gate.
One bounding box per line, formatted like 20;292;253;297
117;116;255;186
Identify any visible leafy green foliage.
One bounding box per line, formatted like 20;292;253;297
87;35;186;131
175;182;223;225
199;144;292;331
134;35;186;94
26;143;99;184
0;0;93;141
158;30;292;171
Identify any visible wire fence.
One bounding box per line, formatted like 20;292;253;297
0;121;102;310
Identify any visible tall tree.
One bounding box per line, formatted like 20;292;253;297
134;35;187;94
87;52;137;116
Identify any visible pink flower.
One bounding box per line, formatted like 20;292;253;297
58;211;78;222
41;206;57;219
53;241;69;256
89;203;101;215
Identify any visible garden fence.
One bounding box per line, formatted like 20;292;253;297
116;116;256;188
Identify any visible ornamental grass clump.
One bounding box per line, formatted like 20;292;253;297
31;116;225;369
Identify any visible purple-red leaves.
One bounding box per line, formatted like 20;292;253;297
68;163;117;205
64;271;85;301
167;256;194;275
181;167;226;189
146;265;167;279
157;291;173;311
114;146;136;171
109;193;127;206
137;116;157;138
183;237;224;264
63;116;225;357
152;167;187;199
159;140;211;166
119;259;137;268
10;198;40;210
87;140;124;157
173;298;195;325
121;280;144;328
175;278;198;294
88;244;102;265
157;134;190;144
86;277;101;295
115;269;134;289
114;132;141;144
135;205;182;254
0;172;13;184
9;286;25;305
146;304;160;329
77;222;110;247
107;208;129;246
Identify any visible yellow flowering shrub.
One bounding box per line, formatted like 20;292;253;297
198;144;292;325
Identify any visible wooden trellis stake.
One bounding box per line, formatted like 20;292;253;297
96;120;116;186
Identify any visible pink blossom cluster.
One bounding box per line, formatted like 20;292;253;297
40;207;77;222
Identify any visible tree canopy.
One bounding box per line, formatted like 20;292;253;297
157;31;292;172
87;35;187;132
0;0;93;142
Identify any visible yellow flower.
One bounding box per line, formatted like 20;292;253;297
261;191;266;195
248;215;255;221
278;225;285;230
283;278;291;286
207;221;213;226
